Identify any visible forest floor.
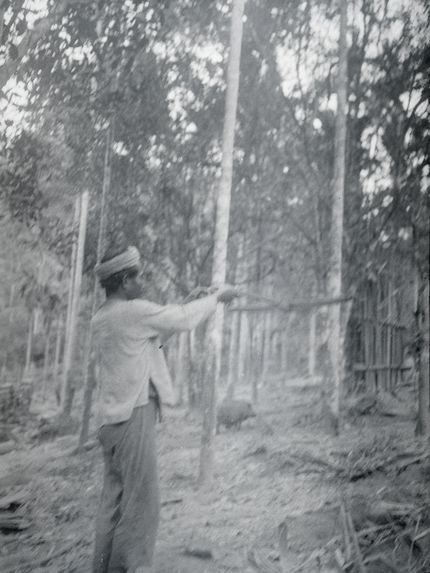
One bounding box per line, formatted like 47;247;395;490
0;375;429;573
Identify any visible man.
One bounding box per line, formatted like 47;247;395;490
92;245;237;573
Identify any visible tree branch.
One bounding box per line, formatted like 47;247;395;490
0;0;82;92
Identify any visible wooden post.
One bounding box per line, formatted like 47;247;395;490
250;316;261;403
260;311;272;389
375;282;381;394
198;0;245;486
386;280;393;391
41;329;51;400
226;310;241;399
61;190;89;414
280;326;287;373
53;314;63;402
24;312;33;376
187;331;196;410
1;283;16;381
308;309;317;378
237;310;249;386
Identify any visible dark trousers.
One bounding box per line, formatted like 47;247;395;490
93;400;159;573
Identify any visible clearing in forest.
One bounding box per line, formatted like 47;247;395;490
0;376;429;573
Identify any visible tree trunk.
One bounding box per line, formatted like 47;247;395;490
226;235;245;399
2;283;16;379
61;191;89;415
326;0;348;434
79;124;113;446
416;281;430;438
61;198;79;403
198;0;245;487
0;0;73;91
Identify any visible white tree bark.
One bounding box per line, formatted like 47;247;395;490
326;0;348;433
198;0;246;486
226;235;245;398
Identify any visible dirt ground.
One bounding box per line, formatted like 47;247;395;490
0;376;429;572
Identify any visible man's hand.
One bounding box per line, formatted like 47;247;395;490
184;286;210;302
184;284;240;304
216;285;240;304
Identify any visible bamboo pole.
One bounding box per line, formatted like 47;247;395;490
198;0;246;486
61;190;89;414
229;294;353;313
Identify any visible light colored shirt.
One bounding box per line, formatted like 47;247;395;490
92;295;217;427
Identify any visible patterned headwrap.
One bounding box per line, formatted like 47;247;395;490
95;246;141;280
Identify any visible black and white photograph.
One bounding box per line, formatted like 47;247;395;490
0;1;429;571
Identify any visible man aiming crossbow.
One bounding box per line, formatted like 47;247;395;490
91;244;238;573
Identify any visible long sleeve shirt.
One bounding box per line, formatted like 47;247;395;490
92;295;217;427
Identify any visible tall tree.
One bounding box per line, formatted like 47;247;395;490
326;0;348;434
0;0;73;92
61;190;89;414
78;123;113;446
198;0;246;486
